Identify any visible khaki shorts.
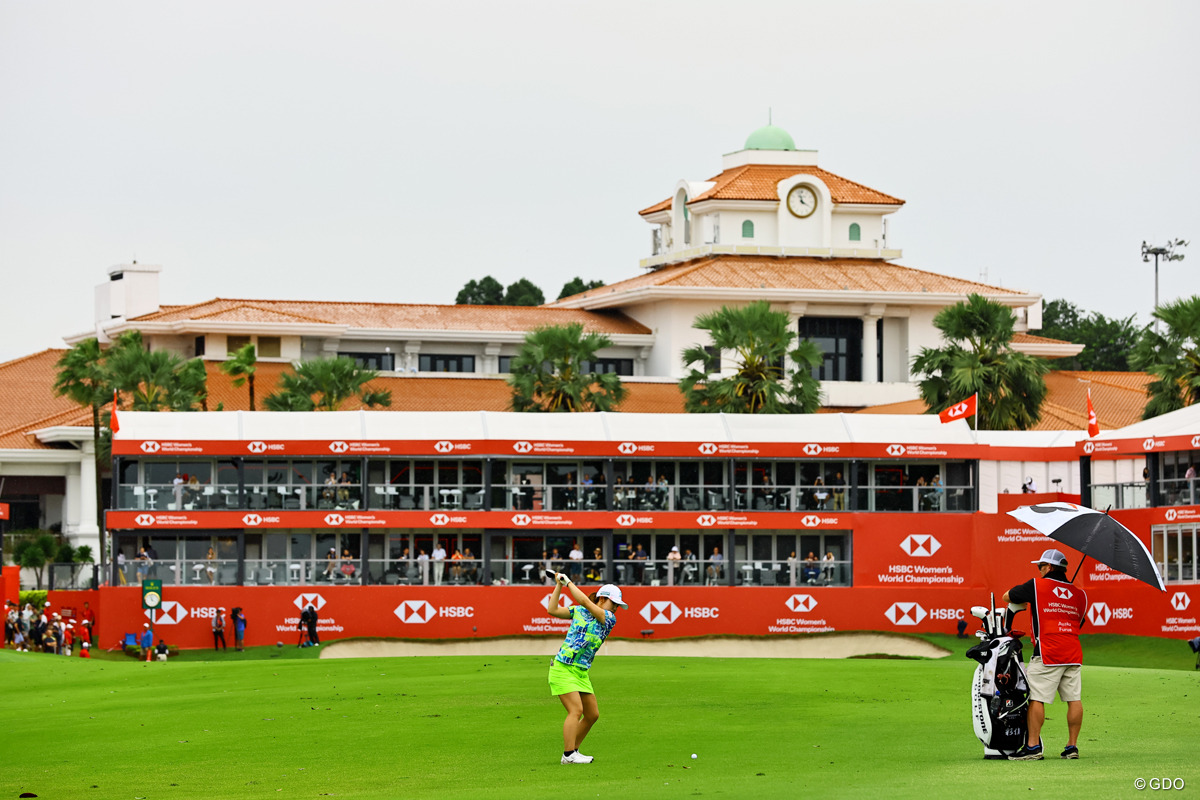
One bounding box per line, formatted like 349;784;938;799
1026;656;1082;703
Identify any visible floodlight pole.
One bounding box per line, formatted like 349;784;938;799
1142;239;1190;334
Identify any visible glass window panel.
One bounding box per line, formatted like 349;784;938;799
257;336;282;358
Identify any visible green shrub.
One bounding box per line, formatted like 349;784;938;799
19;590;47;610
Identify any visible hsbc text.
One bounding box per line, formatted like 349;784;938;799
683;607;719;619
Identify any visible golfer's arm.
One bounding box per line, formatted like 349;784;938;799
547;585;572;619
563;582;606;623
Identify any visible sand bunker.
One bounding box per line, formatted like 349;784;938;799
321;633;951;660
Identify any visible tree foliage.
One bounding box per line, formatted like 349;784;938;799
263;356;392;411
220;342;258;410
11;531;60;590
558;277;605;300
456;276;505;305
679;301;823;414
507;323;627;412
503;278;545;307
912;294;1049;431
1034;299;1143;371
105;331;207;411
1130;295;1200;419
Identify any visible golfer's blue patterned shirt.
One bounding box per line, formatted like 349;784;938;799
554;605;616;670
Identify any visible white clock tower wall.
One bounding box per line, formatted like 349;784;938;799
776;178;832;249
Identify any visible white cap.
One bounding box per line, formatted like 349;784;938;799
1032;548;1068;567
597;584;628;609
671;546;680;552
144;622;151;628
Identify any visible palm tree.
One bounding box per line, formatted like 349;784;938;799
263;356;392;411
508;323;627;412
912;293;1049;431
679;301;823;413
105;331;206;411
220;342;258;410
1130;295;1200;419
53;338;111;574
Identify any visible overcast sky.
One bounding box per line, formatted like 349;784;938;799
1;1;1197;363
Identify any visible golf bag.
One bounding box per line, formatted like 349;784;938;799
965;600;1030;759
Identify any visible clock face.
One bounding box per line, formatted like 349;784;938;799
787;185;818;218
144;591;161;609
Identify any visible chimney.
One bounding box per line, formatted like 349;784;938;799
95;262;161;342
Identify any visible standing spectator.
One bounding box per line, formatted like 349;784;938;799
155;639;170;661
231;607;247;652
212;607;228;651
116;549;128;585
135;547;152;581
586;548;605;582
416;549;430;583
831;471;847;510
323;547;338;581
568;542;584;578
666;545;682;583
706;547;724;585
205;547;218;584
172;472;185;509
81;601;96;632
301;603;320;647
450;548;464;582
431;541;447;586
139;623;154;661
632;542;648;583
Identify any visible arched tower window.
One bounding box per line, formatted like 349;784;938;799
849;223;861;242
741;220;755;239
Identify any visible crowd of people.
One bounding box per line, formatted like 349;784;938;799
4;599;96;657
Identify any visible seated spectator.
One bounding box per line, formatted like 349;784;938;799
568;542;584;577
802;552;821;585
707;547;724;585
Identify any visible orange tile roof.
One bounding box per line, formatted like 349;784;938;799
1012;332;1076;347
0;350;94;449
558;255;1026;301
853;371;1152;431
132;299;650;335
640;164;903;215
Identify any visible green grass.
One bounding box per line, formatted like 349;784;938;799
2;637;1196;799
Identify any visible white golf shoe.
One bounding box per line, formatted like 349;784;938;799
561;751;594;764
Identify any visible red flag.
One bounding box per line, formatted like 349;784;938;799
938;393;977;424
110;390;120;434
1086;388;1099;437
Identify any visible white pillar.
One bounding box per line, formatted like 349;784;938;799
78;440;100;536
861;316;880;383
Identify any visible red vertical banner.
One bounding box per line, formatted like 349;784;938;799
0;502;9;520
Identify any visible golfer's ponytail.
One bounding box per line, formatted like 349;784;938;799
588;591;600;605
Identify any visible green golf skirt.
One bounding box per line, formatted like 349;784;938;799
548;660;594;696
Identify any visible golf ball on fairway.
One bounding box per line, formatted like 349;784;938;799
691;754;697;759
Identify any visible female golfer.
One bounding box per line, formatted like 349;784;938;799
546;571;626;764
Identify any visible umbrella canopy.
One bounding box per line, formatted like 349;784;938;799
1006;502;1166;592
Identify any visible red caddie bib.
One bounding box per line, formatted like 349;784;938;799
1033;577;1087;666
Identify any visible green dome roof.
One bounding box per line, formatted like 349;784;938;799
744;124;796;151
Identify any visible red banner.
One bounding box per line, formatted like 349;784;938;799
73;580;1196;651
0;502;8;520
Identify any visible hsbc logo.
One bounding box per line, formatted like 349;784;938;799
243;514;263;526
1192;435;1200;448
513;441;533;454
325;513;345;526
618;442;638;455
900;534;941;557
247;441;267;454
945;401;970;419
786;594;818;613
140;441;160;453
429;514;450;526
134;514;155;527
1165;509;1178;522
698;443;717;455
394;600;437;623
145;601;188;625
885;602;927;626
511;514;531;526
294;593;326;611
1171;592;1191;611
541;593;572;611
1052;586;1073;600
1088;602;1111;626
887;444;906;457
1082;441;1095;454
802;444;822;456
329;441;349;454
801;515;822;528
434;441;454;454
696;514;716;527
616;514;636;527
640;601;682;624
1143;438;1156;451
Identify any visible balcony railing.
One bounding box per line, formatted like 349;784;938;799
115;481;975;513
